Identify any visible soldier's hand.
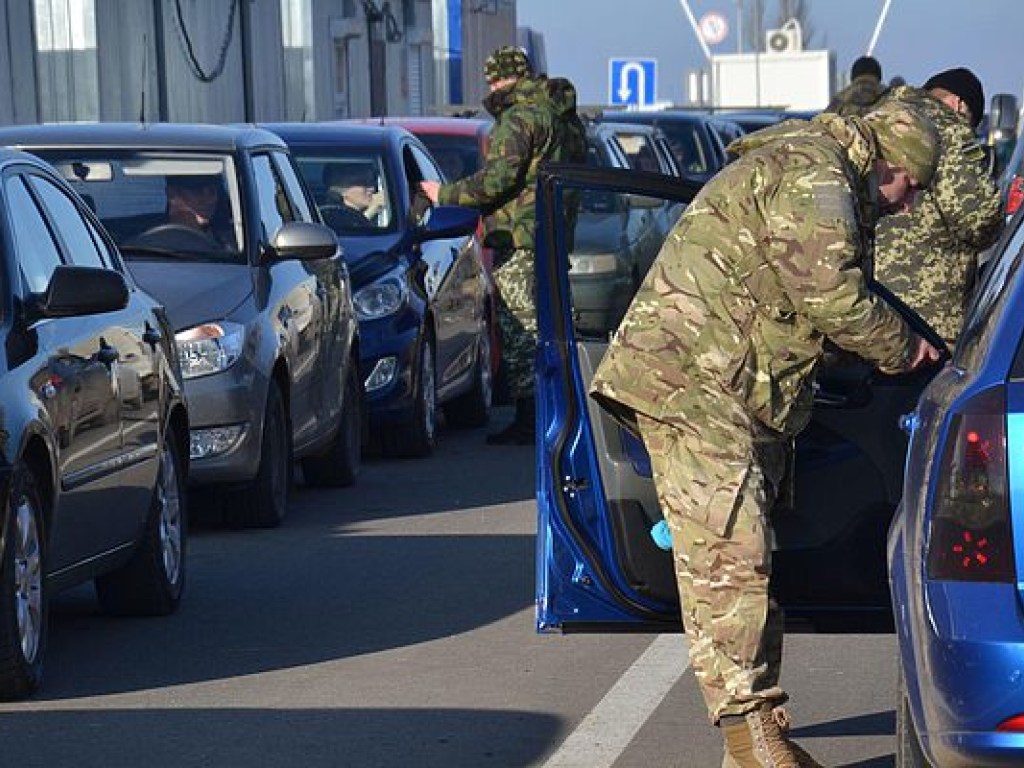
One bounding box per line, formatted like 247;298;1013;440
420;181;441;205
905;334;942;372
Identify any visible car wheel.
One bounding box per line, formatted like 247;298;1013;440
95;424;186;616
236;381;292;527
302;357;363;487
896;661;933;767
383;333;436;458
0;464;47;700
443;330;492;429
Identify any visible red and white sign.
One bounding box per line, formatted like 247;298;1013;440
698;12;729;45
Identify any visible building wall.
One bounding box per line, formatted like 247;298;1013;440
0;4;40;124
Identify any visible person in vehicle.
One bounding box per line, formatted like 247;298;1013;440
165;174;234;246
589;102;943;767
419;45;587;445
874;67;1003;348
320;163;386;230
826;55;886;117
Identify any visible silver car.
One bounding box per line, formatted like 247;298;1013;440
0;123;362;527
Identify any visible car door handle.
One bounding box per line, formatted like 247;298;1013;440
143;326;162;347
96;347;119;366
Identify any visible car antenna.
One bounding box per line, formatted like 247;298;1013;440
139;33;148;123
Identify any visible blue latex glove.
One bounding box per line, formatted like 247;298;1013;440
650;519;672;551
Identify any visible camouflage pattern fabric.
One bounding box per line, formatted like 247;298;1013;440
636;406;787;723
874;85;1004;346
862;99;939;187
438;76;587;252
494;248;538;399
592;113;927;440
484;46;533;83
825;74;887;117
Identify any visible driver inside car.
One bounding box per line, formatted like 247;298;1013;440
165;174;234;248
320;163;387;231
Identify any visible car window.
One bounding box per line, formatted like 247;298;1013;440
957;216;1024;372
409;144;442;184
5;175;63;293
270;151;315;222
25;173;109;269
657;122;711;176
291;150;396;235
252;153;296;242
415;133;482;180
614;133;663;174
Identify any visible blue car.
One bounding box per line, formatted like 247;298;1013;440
533;163;942;633
263;123;492;458
889;210;1024;766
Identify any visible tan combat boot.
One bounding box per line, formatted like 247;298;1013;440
721;704;825;768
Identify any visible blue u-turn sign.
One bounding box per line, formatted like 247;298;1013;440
608;58;657;107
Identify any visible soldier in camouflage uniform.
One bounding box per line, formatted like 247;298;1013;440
590;102;942;768
875;68;1003;348
421;46;587;445
826;55;886;117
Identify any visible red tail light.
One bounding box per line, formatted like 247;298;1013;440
1008;177;1024;216
926;387;1015;583
998;713;1024;732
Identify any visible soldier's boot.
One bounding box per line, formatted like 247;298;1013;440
721;704;825;768
485;397;535;445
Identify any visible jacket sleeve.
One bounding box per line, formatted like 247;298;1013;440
438;107;536;209
765;164;913;371
927;132;1004;252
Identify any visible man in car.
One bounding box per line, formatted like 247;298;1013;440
320;163;387;230
419;46;587;445
589;102;942;767
874;67;1003;348
826;55;887;117
165;174;234;248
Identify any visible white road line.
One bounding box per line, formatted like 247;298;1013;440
542;634;689;768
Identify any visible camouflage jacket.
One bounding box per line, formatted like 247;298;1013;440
874;85;1003;346
590;114;913;437
438;76;586;251
826;74;886;117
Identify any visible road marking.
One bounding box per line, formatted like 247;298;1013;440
542;634;689;767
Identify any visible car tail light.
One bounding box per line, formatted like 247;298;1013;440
926;386;1015;582
1008;177;1024;217
998;714;1024;732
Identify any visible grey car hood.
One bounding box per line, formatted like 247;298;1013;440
126;260;253;332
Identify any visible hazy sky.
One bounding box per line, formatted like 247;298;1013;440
516;0;1024;109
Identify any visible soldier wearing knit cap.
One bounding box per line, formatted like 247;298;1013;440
590;101;941;767
826;55;887;117
875;67;1003;348
420;45;587;444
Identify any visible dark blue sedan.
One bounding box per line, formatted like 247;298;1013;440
263;124;492;457
889;210;1024;767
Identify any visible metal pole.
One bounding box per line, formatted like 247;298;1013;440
676;0;712;62
151;0;168;120
735;0;742;53
866;0;893;56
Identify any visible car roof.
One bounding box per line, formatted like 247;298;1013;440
602;110;714;126
0;122;286;152
0;146;59;171
259;122;414;150
343;117;492;137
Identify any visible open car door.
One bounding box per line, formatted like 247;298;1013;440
534;164;945;633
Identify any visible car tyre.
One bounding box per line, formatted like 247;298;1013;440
443;331;492;429
896;661;933;767
383;332;436;458
303;358;363;487
0;464;47;700
96;424;186;616
236;381;292;527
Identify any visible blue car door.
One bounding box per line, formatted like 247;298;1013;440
534;164;943;632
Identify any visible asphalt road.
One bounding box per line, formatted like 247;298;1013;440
0;416;901;768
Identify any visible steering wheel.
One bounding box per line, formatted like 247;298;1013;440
129;223;221;252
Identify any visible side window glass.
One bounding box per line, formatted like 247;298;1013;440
252;154;292;240
410;145;442;184
5;175;63;293
26;174;108;269
270;152;314;222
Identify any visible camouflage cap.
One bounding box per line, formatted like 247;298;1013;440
484;46;533;84
861;101;939;187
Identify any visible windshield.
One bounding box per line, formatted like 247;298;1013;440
34;150;244;263
291;150;396;236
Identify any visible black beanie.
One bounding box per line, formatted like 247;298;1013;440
851;55;882;81
923;67;984;128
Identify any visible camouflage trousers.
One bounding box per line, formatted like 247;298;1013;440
636;399;788;725
493;248;538;400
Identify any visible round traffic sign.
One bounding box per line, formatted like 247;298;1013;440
699;12;729;45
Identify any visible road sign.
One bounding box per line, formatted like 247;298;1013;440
698;12;728;45
609;58;656;107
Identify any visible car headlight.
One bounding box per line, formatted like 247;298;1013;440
175;322;245;379
353;275;408;320
569;253;624;275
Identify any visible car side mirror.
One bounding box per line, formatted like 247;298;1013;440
413;205;478;244
268;221;341;261
990;93;1019;138
32;265;128;320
